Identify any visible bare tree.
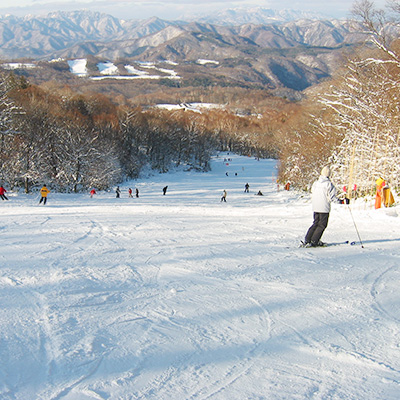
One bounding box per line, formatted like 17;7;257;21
352;0;400;66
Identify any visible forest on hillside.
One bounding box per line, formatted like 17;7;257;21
0;0;399;197
0;74;285;193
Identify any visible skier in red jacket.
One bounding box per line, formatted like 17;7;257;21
0;185;8;200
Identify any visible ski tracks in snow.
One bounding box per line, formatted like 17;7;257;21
369;263;400;323
189;294;273;400
1;155;400;399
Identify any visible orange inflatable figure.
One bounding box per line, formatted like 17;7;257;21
383;186;395;207
375;178;385;209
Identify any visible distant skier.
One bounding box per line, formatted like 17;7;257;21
136;188;139;198
303;166;340;247
163;186;168;195
39;185;50;205
0;185;8;200
90;189;96;198
244;183;249;193
128;188;133;198
116;186;121;198
221;189;227;202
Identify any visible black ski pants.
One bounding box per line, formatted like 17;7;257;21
305;212;329;244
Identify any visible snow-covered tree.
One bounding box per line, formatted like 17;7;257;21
321;0;400;194
278;1;400;194
55;122;121;192
0;73;23;185
316;55;400;194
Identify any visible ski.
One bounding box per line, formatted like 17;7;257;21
325;241;350;247
299;240;353;248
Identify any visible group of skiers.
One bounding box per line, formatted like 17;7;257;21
91;186;141;199
111;186;168;198
223;165;367;247
86;185;166;199
0;165;395;248
220;183;263;202
0;184;50;205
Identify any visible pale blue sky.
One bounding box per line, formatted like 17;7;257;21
0;0;390;20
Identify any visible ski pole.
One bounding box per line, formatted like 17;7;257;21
347;204;364;248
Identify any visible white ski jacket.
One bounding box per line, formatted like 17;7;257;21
311;176;339;213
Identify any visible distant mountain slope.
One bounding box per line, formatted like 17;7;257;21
0;11;174;59
182;7;327;25
32;18;365;62
0;10;369;92
0;10;365;60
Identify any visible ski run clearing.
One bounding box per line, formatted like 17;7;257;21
0;153;399;400
66;59;181;81
4;58;218;81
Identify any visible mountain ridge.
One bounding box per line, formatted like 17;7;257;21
0;9;368;93
0;9;365;60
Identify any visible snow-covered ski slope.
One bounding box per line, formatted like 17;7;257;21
1;153;399;400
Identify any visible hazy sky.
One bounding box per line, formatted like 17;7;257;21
0;0;390;20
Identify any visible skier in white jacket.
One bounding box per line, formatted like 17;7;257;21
303;166;340;247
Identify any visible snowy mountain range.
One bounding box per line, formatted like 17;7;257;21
0;9;364;60
0;9;370;92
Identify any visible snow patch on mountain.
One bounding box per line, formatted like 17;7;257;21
197;59;220;65
66;58;182;80
125;64;150;76
154;102;224;112
97;61;118;75
1;62;36;70
68;58;87;76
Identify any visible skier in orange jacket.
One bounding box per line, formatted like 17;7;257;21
39;185;50;205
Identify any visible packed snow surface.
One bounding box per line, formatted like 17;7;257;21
1;154;399;400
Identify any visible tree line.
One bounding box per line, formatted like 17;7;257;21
0;76;277;193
